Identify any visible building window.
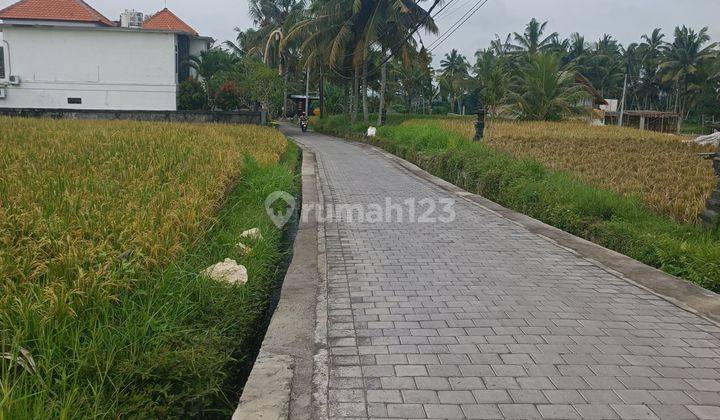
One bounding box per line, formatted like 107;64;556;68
0;46;5;79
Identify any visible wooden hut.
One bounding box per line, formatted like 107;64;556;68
604;110;681;134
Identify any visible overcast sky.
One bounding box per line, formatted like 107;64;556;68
2;0;718;65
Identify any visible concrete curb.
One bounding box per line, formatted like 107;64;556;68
233;135;323;420
357;141;720;326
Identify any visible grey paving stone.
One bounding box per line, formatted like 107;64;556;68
424;404;465;419
300;133;720;419
498;404;542;419
537;404;581;419
572;404;621;419
461;404;503;419
438;390;476;404
611;404;661;419
543;389;585;404
688;405;720;420
401;390;439;404
386;403;426;418
472;390;513;404
367;389;402;403
648;404;699;420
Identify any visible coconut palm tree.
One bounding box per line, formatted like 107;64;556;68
473;49;509;138
566;33;588;62
239;0;306;118
511;18;558;55
490;33;514;57
508;53;591;121
287;0;438;123
374;0;438;124
659;26;718;118
439;49;469;113
634;28;666;108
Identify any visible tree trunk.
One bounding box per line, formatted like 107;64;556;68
362;58;369;123
351;68;359;124
282;71;288;119
280;57;287;120
344;82;350;119
319;66;325;118
377;49;387;126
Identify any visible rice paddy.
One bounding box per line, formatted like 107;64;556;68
433;118;716;223
0;117;295;417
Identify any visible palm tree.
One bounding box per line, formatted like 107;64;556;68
473;49;509;138
508;53;591;121
439;49;469;113
374;0;438;125
240;0;306;118
185;49;237;107
567;33;588;61
636;28;666;109
511;18;558;54
659;26;718;118
490;33;513;57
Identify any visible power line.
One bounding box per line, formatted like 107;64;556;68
427;0;485;48
427;0;489;51
434;0;475;23
429;0;491;53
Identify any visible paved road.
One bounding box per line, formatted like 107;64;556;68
291;128;720;420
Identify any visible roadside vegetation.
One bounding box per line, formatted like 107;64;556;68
312;115;720;293
438;118;716;223
0;117;298;417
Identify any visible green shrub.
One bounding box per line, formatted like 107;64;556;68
178;78;208;110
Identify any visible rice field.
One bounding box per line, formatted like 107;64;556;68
1;117;285;305
0;117;293;417
433;118;716;223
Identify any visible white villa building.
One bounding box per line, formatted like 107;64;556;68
0;0;212;111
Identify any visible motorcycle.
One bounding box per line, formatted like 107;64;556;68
300;119;308;132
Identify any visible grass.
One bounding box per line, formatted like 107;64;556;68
312;115;720;293
439;118;716;223
0;117;299;418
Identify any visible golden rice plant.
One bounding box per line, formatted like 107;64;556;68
0;117;287;317
432;118;716;223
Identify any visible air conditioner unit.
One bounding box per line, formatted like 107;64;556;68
8;75;20;85
0;88;6;99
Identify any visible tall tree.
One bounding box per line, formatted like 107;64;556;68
508;53;591;121
660;26;718;118
439;49;470;113
511;18;558;54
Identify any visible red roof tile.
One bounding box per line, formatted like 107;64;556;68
142;8;198;36
0;0;114;26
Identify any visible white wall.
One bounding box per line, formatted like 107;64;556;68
0;26;178;110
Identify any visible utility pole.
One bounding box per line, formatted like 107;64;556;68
618;73;628;127
305;66;311;116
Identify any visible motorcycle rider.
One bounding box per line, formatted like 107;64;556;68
299;111;309;131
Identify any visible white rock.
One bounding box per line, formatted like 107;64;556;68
367;126;377;137
236;242;252;255
202;258;248;285
240;228;263;241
